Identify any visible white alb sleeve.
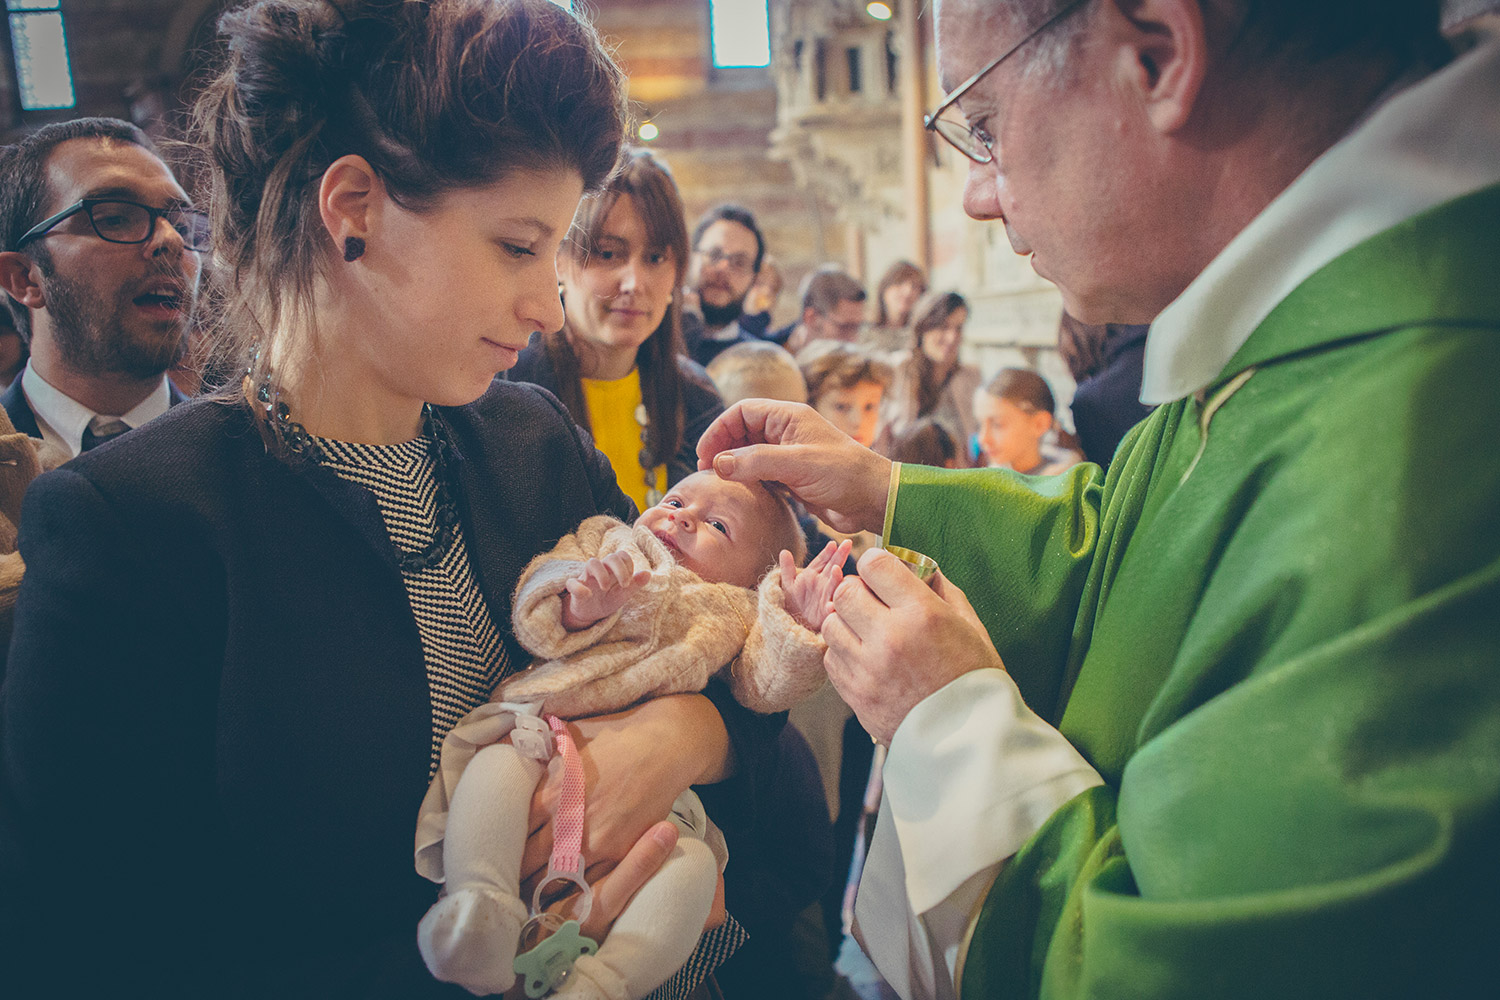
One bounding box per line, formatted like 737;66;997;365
852;668;1103;1000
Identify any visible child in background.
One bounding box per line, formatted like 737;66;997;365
706;340;807;405
416;472;850;1000
974;367;1082;475
884;417;960;470
738;254;784;340
800;344;894;451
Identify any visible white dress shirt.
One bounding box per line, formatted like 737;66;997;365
19;362;173;459
859;29;1500;1000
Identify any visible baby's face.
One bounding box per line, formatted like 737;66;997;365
637;471;780;587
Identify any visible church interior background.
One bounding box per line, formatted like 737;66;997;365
0;0;1083;413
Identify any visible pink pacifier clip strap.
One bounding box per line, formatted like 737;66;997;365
545;715;586;876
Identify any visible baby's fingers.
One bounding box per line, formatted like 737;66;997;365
578;557;612;591
564;577;597;603
779;549;798;592
600;550;638;588
806;540;837;573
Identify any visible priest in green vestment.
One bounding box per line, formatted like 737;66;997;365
697;1;1500;998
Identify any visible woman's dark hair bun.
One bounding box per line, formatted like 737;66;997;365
218;0;348;138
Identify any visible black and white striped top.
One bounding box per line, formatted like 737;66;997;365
316;433;511;773
318;431;739;996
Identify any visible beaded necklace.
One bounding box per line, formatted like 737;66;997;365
254;375;462;574
633;402;664;507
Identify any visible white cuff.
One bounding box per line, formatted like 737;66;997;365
882;668;1103;914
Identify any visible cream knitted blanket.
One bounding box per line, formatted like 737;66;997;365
500;516;827;716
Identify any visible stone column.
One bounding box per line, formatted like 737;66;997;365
898;0;931;272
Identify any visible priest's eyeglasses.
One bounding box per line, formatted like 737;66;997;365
18;199;212;253
923;0;1090;164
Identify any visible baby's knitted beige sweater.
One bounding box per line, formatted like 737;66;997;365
498;515;827;717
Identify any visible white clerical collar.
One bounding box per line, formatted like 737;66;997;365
1141;30;1500;405
20;361;172;458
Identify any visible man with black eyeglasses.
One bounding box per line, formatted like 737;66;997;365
776;265;868;357
679;203;772;368
0;117;203;459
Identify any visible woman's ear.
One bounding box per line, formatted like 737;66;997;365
318;155;380;254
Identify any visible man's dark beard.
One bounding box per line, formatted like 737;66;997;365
37;256;190;380
699;296;746;329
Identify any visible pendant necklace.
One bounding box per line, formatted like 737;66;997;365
634;402;664;507
254;374;461;573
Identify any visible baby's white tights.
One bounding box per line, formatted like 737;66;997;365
417;742;717;999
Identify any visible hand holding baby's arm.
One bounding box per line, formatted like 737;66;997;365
560;551;650;631
781;539;854;631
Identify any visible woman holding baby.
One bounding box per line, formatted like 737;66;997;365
0;1;783;996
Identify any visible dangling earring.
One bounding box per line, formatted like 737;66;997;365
343;236;366;262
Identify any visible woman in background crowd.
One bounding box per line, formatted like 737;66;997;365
511;148;722;512
975;367;1081;475
859;259;926;355
881;291;981;464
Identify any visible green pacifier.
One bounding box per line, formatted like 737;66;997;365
514;913;598;999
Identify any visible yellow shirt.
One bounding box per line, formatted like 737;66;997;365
580;370;668;513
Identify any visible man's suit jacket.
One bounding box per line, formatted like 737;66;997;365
679;310;778;369
0;380;781;997
0;372;191;442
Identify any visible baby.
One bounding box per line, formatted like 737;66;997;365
415;471;850;1000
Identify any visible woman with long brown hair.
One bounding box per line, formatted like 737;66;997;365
858;258;927;355
511;148;722;512
880;290;981;464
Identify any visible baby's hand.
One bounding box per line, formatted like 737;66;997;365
781;539;854;631
561;552;650;630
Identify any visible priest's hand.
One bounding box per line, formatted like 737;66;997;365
822;547;1005;745
696;399;891;536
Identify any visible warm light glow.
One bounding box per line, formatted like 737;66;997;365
638;121;660;142
866;2;893;21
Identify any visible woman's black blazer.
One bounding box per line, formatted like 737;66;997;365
0;380;778;997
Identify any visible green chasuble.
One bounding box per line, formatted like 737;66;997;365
886;184;1500;999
